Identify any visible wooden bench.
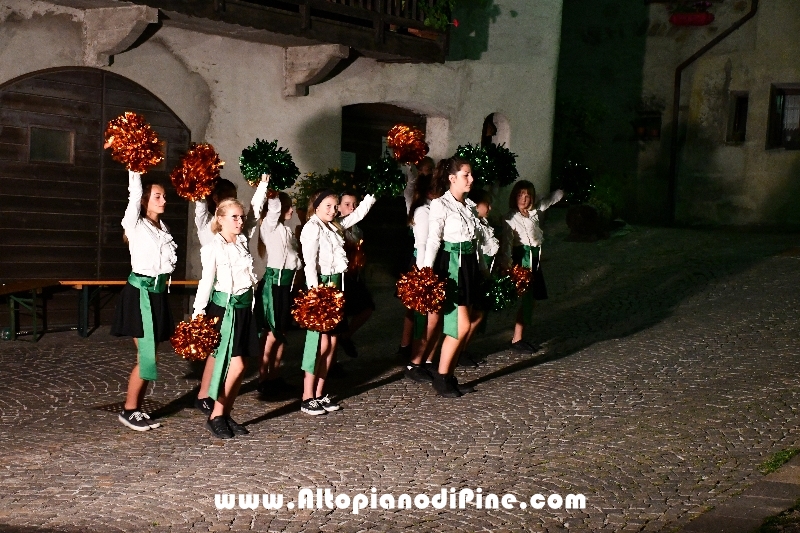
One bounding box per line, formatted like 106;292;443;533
1;280;199;341
59;280;199;337
0;280;59;341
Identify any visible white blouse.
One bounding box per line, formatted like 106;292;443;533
421;191;482;268
502;190;563;261
194;180;267;246
122;171;177;277
300;194;376;287
193;233;258;317
412;201;431;269
477;217;500;259
259;196;302;271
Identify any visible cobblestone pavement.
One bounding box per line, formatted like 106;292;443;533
1;210;800;533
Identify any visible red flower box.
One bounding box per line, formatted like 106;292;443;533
669;11;715;26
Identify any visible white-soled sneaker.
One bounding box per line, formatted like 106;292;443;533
140;411;161;429
118;410;153;431
316;394;341;412
300;398;326;416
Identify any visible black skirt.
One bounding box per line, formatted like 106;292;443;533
512;246;548;300
432;247;482;308
344;273;375;316
255;278;293;334
110;282;174;341
205;300;261;359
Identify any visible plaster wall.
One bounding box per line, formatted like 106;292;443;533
554;0;799;226
676;0;800;225
0;0;563;276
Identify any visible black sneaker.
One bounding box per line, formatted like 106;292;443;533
300;398;326;416
339;338;358;358
432;373;461;398
118;410;153;432
206;416;234;439
404;364;433;383
194;397;214;416
510;340;537;353
316;394;341;412
225;416;249;436
424;361;437;376
140;411;161;429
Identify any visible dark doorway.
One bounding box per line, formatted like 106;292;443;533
340;103;426;280
341;103;426;173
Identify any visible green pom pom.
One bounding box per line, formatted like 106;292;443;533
365;157;406;198
456;143;519;189
483;274;517;312
455;144;490;189
239;139;300;190
485;143;519;187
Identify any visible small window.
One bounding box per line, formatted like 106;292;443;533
767;84;800;150
29;126;74;164
727;92;748;144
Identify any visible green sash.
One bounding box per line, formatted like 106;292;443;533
208;289;254;401
301;273;342;375
517;245;540;326
442;240;475;339
127;272;168;381
259;267;295;340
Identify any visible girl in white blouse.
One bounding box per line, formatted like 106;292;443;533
254;175;302;397
402;172;444;384
298;189;376;415
420;157;485;398
452;188;501;366
194;178;268;416
502;180;563;353
111;171;177;432
397;157;435;363
193;179;265;247
193;198;260;439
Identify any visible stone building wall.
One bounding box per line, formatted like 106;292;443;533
0;0;564;277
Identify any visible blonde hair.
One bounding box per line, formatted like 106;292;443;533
211;198;246;234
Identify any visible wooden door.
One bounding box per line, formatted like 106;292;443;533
0;68;190;281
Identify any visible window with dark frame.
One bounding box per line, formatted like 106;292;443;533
767;84;800;150
29;126;74;164
727;92;748;144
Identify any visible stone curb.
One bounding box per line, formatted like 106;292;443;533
680;454;800;532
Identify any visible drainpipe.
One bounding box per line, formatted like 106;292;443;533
666;0;759;224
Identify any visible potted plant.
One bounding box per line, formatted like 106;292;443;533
669;1;715;26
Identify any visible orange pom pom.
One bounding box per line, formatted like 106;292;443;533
387;124;429;165
396;266;447;314
345;239;366;271
104;112;164;173
170;143;224;201
292;284;345;332
505;265;533;296
170;315;221;361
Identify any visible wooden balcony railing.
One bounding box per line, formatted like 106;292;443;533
132;0;448;63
